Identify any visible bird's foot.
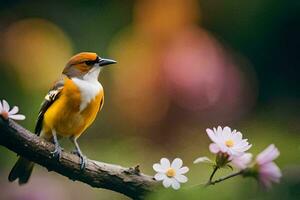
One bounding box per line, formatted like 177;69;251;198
79;155;87;171
50;145;63;160
72;150;87;171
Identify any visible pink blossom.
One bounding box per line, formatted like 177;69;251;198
256;144;282;189
207;126;252;156
0;99;25;120
231;153;253;169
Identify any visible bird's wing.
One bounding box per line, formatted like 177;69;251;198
34;77;65;136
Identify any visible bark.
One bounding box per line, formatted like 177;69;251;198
0;118;158;200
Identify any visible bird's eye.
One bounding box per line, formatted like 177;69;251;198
85;60;95;66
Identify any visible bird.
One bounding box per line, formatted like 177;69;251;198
8;52;116;185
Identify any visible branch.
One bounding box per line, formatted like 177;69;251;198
205;166;219;186
206;170;243;186
0;118;158;200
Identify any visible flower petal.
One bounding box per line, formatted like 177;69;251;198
9;106;19;115
9;114;26;120
236;144;252;152
230;153;253;169
171;158;183;170
233;131;242;141
171;180;181;190
178;166;189;174
162;177;172;188
160;158;170;170
260;162;282;180
154;173;166;181
153;163;165;173
259;162;282;189
220;144;230;154
175;174;188;183
256;144;280;165
0;100;3;111
2;99;10;111
193;156;213;164
206;128;218;143
209;143;220;154
223;126;232;139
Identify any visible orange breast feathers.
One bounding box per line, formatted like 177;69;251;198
42;77;104;139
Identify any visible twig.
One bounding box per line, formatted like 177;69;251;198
205;166;219;186
0;118;158;200
207;170;243;186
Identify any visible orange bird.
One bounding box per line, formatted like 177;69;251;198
8;52;116;184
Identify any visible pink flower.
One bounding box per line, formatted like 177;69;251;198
0;99;25;120
231;153;253;170
256;144;282;189
207;126;252;156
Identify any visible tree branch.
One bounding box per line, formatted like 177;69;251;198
0;118;158;200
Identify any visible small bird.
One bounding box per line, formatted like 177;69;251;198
8;52;116;184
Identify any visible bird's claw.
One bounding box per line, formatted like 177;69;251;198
50;146;63;160
79;155;87;171
72;150;87;171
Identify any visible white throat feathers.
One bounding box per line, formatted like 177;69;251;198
72;67;102;111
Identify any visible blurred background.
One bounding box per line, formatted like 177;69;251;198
0;0;299;199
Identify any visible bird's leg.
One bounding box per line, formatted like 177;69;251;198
70;137;87;170
50;129;63;160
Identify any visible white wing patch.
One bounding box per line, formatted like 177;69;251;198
45;89;61;101
72;68;102;111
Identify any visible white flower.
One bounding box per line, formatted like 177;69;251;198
0;99;25;120
231;153;253;169
255;144;282;189
153;158;189;190
207;126;252;156
193;156;214;165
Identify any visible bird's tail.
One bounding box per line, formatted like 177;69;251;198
8;157;35;185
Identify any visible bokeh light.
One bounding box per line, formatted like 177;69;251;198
161;28;256;120
110;0;256;127
2;18;73;90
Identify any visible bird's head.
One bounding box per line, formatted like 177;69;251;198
63;52;116;80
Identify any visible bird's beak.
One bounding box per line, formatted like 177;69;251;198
99;58;117;67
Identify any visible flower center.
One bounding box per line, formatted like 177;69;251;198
166;168;176;177
1;111;9;120
225;139;234;147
